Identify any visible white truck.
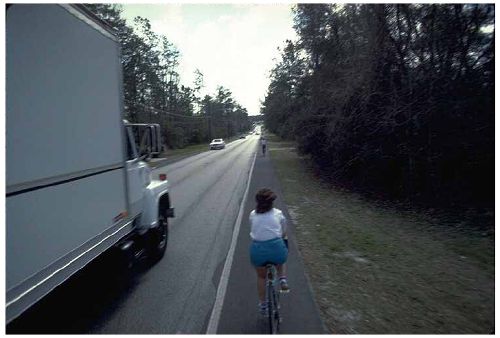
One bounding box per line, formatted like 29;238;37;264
6;4;174;323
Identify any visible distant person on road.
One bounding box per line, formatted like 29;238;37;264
249;188;289;315
260;137;267;156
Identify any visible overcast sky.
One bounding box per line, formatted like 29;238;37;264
120;4;297;116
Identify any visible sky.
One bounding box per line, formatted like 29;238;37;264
120;4;298;116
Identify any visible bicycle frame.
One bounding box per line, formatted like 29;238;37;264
265;264;281;334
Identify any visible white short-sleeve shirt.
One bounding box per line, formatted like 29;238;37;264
250;208;287;241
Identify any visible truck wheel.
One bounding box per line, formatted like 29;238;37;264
149;214;168;262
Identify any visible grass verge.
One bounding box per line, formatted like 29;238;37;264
267;134;494;334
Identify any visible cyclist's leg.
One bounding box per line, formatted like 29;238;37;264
276;264;287;278
256;266;268;315
275;239;288;278
251;241;268;302
275;240;289;291
256;266;267;302
277;264;290;292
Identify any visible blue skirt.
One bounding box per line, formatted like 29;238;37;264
250;237;288;267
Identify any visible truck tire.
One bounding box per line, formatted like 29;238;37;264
149;214;168;262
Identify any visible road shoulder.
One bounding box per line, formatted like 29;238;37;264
214;146;326;334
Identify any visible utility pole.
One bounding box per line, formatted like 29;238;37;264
208;102;212;140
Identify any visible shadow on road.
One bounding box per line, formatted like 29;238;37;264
7;250;155;334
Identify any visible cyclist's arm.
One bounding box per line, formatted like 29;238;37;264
279;212;290;249
280;213;288;238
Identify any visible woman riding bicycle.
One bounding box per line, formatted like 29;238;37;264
249;188;289;315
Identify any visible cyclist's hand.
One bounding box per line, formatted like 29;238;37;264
283;237;289;249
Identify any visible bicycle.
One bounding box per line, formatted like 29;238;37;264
262;144;267;156
265;263;281;334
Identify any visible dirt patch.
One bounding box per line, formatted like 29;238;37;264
269;136;494;334
287;205;301;223
331;251;370;264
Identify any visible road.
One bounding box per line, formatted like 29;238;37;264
7;134;325;334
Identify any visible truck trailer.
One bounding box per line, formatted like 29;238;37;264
6;4;174;323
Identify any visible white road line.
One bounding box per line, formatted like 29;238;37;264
206;149;257;334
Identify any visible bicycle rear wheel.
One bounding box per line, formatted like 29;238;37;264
267;282;274;333
271;286;281;334
267;285;280;334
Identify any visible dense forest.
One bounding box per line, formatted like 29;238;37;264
262;4;494;208
86;4;252;149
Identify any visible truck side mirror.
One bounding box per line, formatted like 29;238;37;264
138;128;153;160
151;124;161;155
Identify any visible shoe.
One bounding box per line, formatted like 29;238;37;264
259;302;268;316
280;278;290;293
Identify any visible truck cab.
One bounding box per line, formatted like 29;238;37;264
124;121;174;260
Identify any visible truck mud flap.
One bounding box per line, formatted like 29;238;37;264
165;208;175;218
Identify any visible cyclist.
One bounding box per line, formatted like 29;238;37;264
260;136;267;156
249;188;289;315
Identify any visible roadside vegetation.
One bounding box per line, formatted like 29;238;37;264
268;134;494;334
262;4;494;210
86;5;253;149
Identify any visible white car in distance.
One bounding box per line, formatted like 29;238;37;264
209;138;225;150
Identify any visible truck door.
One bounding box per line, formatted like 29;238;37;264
125;126;148;221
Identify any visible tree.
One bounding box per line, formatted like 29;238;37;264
87;4;251;150
262;4;494;207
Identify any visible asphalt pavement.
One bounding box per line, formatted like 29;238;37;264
90;137;257;334
6;135;325;334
